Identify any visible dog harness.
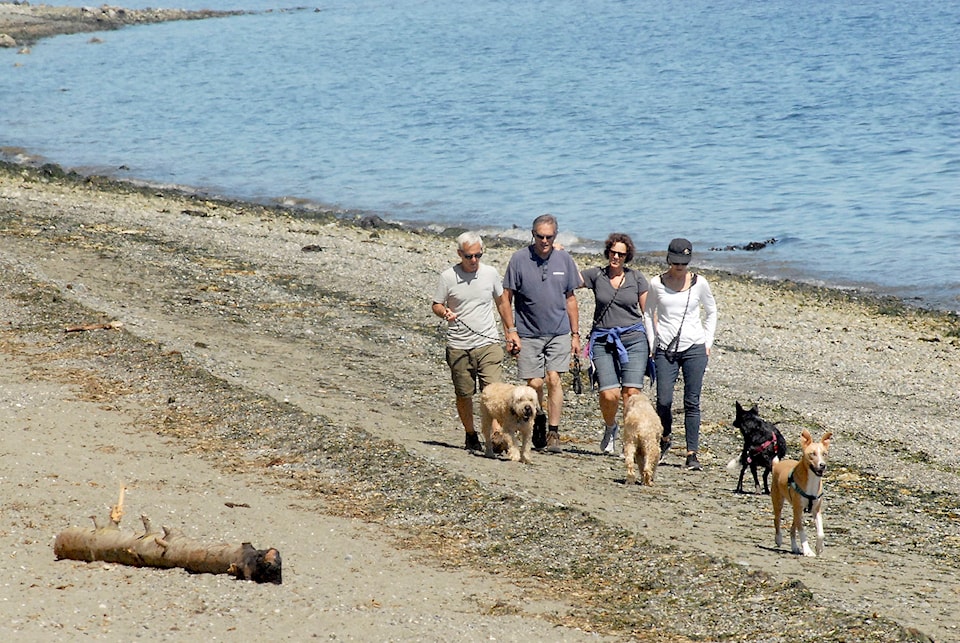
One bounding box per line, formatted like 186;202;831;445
746;437;777;464
788;470;823;513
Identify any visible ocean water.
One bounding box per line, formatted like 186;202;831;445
2;0;959;311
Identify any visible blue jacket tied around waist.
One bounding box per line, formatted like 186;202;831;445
587;321;656;385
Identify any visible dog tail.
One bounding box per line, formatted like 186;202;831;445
726;456;739;470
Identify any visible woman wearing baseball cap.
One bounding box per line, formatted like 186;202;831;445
643;238;718;471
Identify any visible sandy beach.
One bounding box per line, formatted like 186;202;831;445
3;6;960;641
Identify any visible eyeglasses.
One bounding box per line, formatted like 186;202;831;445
609;250;627;258
533;233;555;241
461;253;483;260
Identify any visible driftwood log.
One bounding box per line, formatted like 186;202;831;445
54;488;282;584
63;320;124;333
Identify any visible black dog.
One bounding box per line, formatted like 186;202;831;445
730;402;787;494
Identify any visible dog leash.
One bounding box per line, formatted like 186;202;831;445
570;355;584;395
436;317;503;345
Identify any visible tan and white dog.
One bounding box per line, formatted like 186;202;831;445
771;429;833;556
622;392;662;486
479;382;539;464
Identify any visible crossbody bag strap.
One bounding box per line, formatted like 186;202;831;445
590;267;628;332
663;273;696;348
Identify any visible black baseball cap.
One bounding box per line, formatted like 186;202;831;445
667;238;693;264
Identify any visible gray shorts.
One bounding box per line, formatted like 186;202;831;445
516;334;572;380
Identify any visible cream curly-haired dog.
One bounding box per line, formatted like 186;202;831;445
622;391;663;485
479;382;539;463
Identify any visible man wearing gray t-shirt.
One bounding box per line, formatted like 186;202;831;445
502;214;582;453
433;231;514;452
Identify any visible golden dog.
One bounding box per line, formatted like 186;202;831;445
622;392;662;486
771;429;833;556
479;382;539;463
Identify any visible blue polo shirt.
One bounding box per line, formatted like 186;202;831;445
503;246;581;338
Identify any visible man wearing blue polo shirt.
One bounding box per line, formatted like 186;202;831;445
502;214;582;453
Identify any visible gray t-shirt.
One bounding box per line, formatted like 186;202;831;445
433;263;504;350
502;246;580;338
582;266;649;330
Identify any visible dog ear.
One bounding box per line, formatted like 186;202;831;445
736;401;744;413
821;432;833;450
800;428;813;447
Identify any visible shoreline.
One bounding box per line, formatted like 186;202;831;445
0;3;245;47
4;3;958;316
2;159;960;641
5;155;957;323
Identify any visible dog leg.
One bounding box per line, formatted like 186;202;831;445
813;507;824;556
736;465;748;494
750;464;761;495
504;425;521;462
519;423;533;464
791;506;807;555
624;440;638;485
480;412;496;459
771;487;784;548
762;468;772;495
644;438;659;486
640;448;653;486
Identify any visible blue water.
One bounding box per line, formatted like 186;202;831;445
3;0;959;311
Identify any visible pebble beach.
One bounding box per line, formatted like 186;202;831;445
1;159;959;641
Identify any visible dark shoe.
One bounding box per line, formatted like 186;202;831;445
659;439;671;464
532;410;548;450
464;431;482;452
685;453;703;471
545;429;562;453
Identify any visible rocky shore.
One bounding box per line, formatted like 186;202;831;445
0;2;244;48
2;159;959;641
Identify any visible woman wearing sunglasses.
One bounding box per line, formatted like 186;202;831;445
580;233;652;455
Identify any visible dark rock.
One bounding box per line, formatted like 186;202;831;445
710;238;778;252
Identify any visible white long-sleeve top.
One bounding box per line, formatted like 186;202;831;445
643;272;717;354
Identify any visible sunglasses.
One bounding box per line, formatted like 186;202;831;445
461;253;483;260
533;233;555;241
609;250;628;258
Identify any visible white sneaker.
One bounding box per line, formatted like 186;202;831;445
600;424;619;455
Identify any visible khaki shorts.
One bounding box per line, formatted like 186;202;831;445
516;334;571;380
446;343;504;397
